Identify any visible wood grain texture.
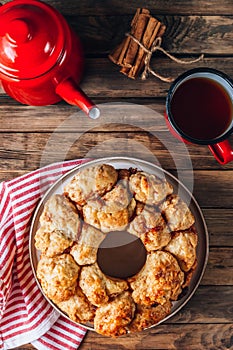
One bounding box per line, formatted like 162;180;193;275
80;324;233;350
1;57;233;99
203;248;233;285
0;8;232;54
0;131;233;171
1;1;232;350
68;15;233;55
2;0;233;15
203;209;233;246
8;286;233;349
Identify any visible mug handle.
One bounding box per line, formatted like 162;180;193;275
208;140;233;165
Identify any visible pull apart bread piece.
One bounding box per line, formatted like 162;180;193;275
57;287;96;324
165;228;198;272
128;300;172;333
64;164;118;206
129;251;184;306
94;291;135;337
35;194;81;257
82;180;136;232
36;254;80;303
129;171;173;206
79;263;128;307
160;194;195;232
70;223;106;265
127;203;171;252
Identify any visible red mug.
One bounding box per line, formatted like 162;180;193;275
165;68;233;164
0;0;100;119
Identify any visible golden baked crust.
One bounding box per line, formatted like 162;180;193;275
35;227;73;257
39;194;81;241
129;172;173;205
127;204;171;252
128;300;172;333
64;164;118;206
57;287;96;323
70;223;106;265
87;179;133;212
83;198;136;233
165;229;198;272
160;194;195;232
129;251;184;306
79;263;128;306
94;291;135;337
36;254;80;303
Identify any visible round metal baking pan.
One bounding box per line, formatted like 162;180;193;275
29;157;209;332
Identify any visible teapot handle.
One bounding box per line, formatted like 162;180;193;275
56;78;100;119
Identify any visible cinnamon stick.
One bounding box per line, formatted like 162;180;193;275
108;8;166;79
109;8;142;66
120;9;150;75
131;23;167;79
128;18;161;78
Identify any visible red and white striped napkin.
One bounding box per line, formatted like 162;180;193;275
0;159;91;350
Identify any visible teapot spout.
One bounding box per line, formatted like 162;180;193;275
56;78;100;119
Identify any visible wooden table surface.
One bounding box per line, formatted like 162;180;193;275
1;1;233;349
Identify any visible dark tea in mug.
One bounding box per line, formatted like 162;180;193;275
166;68;233;145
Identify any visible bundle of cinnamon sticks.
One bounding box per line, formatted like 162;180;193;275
108;8;166;79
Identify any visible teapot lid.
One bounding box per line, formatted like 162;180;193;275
0;0;67;79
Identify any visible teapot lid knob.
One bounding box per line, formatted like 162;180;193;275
7;19;31;44
0;0;68;79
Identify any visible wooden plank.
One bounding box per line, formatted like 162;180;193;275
0;132;233;172
191;170;233;208
1;57;233;99
203;248;233;285
83;324;232;350
2;0;233;16
68;15;233;55
203;209;233;246
80;324;233;350
0;10;232;54
8;323;233;350
167;286;233;323
81;57;233;98
0;97;169;131
5;286;233;350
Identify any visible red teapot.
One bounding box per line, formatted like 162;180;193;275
0;0;100;119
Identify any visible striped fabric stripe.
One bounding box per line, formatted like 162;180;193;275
0;160;88;350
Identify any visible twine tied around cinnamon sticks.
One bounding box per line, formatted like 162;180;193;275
108;8;204;82
126;33;204;82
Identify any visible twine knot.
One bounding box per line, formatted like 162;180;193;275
126;33;204;82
